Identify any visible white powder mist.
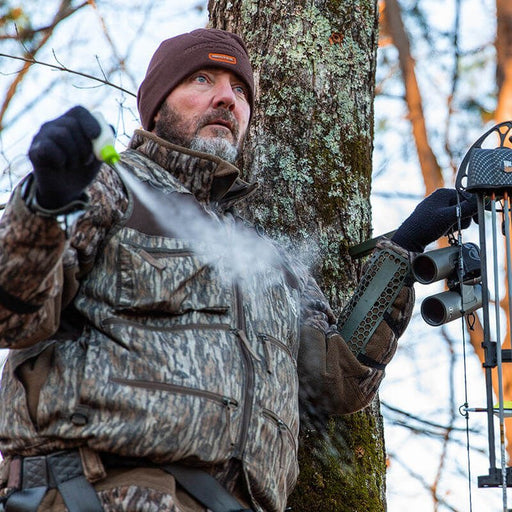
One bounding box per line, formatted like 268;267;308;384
114;162;285;282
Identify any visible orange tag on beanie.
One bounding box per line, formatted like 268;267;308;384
208;53;237;65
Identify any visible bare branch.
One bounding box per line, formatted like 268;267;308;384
0;52;136;98
388;454;461;512
382;401;471;433
0;0;90;129
444;0;463;177
86;0;138;91
432;328;458;511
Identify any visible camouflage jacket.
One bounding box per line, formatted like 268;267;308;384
0;130;414;512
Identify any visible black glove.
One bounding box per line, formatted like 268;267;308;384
28;106;101;210
391;188;477;252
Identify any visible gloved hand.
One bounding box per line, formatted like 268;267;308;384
28;106;102;210
391;188;477;252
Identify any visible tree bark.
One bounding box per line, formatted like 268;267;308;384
209;1;386;510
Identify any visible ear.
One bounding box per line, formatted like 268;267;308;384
153;109;161;128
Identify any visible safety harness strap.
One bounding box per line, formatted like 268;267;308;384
3;451;103;512
163;463;253;512
54;476;103;512
4;487;46;512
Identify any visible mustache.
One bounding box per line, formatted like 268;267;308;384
197;110;239;138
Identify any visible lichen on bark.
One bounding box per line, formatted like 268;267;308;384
210;0;385;509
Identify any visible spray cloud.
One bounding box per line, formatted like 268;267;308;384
115;163;285;283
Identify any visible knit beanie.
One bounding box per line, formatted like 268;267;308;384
137;28;254;131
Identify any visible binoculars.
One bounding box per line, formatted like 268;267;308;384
412;243;482;326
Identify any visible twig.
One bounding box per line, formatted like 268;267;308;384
444;0;462;177
0;53;136;98
86;0;138;90
388;453;461;512
0;1;92;125
381;400;473;433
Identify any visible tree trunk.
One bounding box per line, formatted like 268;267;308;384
209;1;386;510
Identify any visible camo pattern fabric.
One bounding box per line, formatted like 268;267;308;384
65;153;301;511
0;166;129;348
34;467;219;512
0;132;308;512
0;130;413;512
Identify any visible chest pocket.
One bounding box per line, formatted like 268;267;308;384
242;263;301;358
115;237;232;315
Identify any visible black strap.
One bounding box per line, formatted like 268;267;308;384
56;476;103;512
357;353;387;371
4;451;103;512
163;463;252;512
4;487;47;512
0;285;40;314
47;452;103;512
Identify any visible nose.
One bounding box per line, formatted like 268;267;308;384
212;78;236;111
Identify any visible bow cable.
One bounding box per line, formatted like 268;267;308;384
491;193;508;509
455;191;474;512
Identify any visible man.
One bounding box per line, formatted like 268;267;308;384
0;28;477;512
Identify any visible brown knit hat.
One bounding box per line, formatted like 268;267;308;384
137;28;254;131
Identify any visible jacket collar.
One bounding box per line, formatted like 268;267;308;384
128;130;258;207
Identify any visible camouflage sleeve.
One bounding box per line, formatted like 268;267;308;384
297;270;378;417
297;240;415;417
299;272;337;333
0;165;128;349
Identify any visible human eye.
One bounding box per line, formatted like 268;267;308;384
233;83;248;99
192;73;210;84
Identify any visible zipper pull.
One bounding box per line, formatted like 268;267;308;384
259;334;273;374
234;329;262;362
223;397;237;446
137;248;167;270
277;419;286;469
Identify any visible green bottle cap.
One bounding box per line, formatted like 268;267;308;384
100;145;120;165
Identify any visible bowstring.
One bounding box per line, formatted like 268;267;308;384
492;194;508;509
455;191;473;512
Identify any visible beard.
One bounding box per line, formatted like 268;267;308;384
153;102;241;163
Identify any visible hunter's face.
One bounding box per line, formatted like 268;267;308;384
153;68;250;162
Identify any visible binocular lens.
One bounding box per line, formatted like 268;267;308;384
420;285;482;326
421;292;459;326
412;246;459;284
413;257;438;284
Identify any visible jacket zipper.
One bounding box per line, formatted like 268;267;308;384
127;242;195;258
257;333;296;374
110;377;238;441
261;408;296;469
101;317;232;333
136;247;198;268
110;377;238;405
234;328;261;362
233;282;255;459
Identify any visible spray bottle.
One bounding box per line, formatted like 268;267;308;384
91;112;123;172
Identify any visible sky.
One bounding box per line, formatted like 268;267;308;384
372;1;510;509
